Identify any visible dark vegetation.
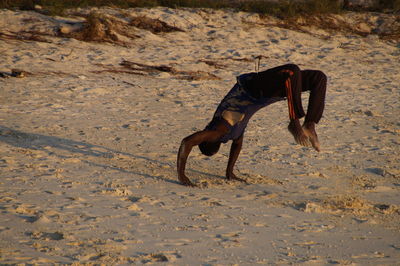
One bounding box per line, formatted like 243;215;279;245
0;0;399;17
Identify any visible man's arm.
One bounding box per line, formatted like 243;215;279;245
226;134;246;182
177;122;229;186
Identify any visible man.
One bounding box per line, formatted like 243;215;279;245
177;64;327;187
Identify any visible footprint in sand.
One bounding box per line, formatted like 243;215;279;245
131;251;181;263
127;203;142;211
101;187;132;197
214;232;243;248
13;204;38;216
27;231;64;241
200;197;224;207
99;182;133;197
352;175;376;190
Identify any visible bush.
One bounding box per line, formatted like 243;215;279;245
375;0;400;12
0;0;35;10
0;0;397;17
238;0;343;18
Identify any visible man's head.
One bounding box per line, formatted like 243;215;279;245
199;141;221;156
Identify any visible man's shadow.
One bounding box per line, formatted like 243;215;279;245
0;126;183;184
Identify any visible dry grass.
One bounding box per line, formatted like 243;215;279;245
129;15;184;34
0;31;52;43
249;12;400;41
58;11;184;45
284;15;371;38
120;60;175;73
198;59;226;69
120;60;220;80
2;1;398;46
60;12;135;45
91;61;220;80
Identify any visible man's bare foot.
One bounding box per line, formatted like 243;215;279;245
226;172;248;184
178;174;197;187
303;122;321;152
288;119;311;147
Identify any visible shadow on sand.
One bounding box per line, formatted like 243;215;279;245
0;126;183;185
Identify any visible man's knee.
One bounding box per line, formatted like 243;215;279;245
316;71;327;85
306;70;327;90
284;64;301;74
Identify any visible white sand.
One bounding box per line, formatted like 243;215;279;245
0;7;399;264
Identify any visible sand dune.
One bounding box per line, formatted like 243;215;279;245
0;6;399;264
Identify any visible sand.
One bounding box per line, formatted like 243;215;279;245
0;6;399;265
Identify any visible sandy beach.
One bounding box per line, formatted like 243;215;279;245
0;6;399;264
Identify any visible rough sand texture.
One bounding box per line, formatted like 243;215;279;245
1;7;399;264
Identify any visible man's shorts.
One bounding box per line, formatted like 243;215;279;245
205;74;283;143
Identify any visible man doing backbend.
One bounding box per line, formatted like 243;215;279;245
177;64;327;187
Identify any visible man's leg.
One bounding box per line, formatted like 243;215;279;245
301;70;327;152
281;65;311;147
